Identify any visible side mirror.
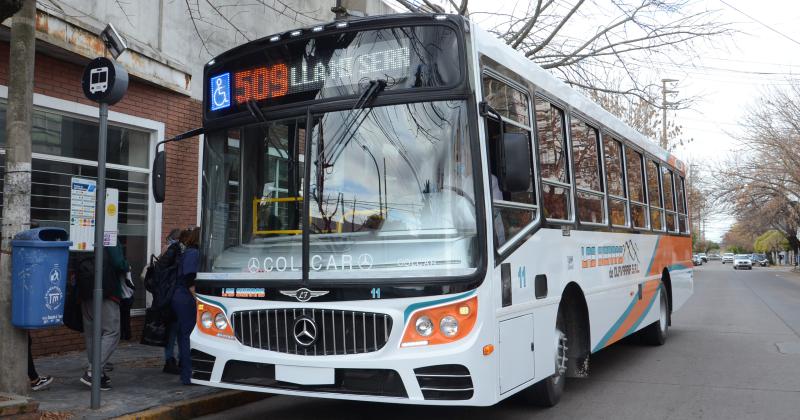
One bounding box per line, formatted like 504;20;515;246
499;132;531;193
152;150;166;203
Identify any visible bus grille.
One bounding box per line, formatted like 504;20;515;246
231;308;393;356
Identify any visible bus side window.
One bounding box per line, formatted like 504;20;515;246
570;116;604;224
625;147;648;229
482;75;536;249
677;176;689;233
662;167;677;232
535;98;571;221
604;137;628;227
647;159;664;231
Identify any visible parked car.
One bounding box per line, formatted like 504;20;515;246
692;254;703;266
751;253;768;267
708;253;721;261
698;253;708;262
733;254;753;270
721;253;734;264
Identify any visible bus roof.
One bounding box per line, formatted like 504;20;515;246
470;20;686;175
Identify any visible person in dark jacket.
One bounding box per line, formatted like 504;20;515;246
172;227;200;385
78;242;128;391
159;228;182;374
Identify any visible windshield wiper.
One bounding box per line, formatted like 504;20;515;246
319;79;387;168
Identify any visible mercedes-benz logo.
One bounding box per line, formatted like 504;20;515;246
293;316;318;347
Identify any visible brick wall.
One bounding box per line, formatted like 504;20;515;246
0;42;202;356
29;314;145;357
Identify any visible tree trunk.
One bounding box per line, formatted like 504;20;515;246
0;0;35;395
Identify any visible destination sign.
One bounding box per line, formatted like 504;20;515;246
204;25;461;120
220;46;410;107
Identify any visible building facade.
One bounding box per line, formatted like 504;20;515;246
0;0;397;356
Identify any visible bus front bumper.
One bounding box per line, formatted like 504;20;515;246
189;325;500;406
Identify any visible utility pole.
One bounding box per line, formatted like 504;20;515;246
661;78;678;150
0;0;36;396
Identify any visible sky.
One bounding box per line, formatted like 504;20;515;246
445;0;800;242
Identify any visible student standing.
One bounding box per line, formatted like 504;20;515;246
172;228;200;385
78;243;127;391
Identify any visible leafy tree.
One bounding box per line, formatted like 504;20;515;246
753;230;789;253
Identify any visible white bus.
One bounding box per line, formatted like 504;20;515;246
154;13;693;407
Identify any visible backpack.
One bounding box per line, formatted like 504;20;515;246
75;249;123;301
150;255;180;310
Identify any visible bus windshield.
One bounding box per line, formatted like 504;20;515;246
201;100;478;280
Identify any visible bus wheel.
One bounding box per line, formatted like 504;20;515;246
524;312;567;407
641;285;668;346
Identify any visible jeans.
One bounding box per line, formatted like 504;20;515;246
171;286;196;384
164;322;178;361
28;334;37;381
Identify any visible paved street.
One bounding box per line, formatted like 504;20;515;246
200;263;800;420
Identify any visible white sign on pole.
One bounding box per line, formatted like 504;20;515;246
104;188;119;247
70;178;96;251
69;177;119;251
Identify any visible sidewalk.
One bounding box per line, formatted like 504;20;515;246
32;341;263;419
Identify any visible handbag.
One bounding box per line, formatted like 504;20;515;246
63;273;83;333
140;307;168;347
120;268;135;299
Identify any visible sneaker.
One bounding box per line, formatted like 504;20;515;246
163;357;180;375
104;362;114;372
80;372;111;391
31;376;53;391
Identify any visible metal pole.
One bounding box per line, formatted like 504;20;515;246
661;79;668;150
91;102;109;408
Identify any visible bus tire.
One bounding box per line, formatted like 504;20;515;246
641;285;668;346
523;309;567;407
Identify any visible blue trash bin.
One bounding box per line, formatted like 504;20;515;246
11;228;73;328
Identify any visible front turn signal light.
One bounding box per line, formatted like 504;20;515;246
196;299;235;340
401;296;477;347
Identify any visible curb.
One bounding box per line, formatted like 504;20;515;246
113;390;267;420
0;393;39;419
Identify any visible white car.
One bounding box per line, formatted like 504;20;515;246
721;253;734;264
733;254;752;270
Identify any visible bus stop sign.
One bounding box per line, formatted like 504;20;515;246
81;57;128;104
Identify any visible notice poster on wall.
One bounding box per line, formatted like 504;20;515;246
69;177;119;251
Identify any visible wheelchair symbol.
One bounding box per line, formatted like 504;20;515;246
210;73;230;111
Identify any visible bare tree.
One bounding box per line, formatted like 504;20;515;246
395;0;730;107
713;84;800;253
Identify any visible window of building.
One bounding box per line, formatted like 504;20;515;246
570;116;604;224
625;147;647;229
0;103;152;311
647;159;664;231
483;75;536;249
604;136;627;226
662;166;677;232
536;98;571;221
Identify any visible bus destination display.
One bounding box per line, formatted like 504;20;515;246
205;26;461;118
210;45;410;112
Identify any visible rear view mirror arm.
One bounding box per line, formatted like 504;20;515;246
156;127;205;151
152;127;204;203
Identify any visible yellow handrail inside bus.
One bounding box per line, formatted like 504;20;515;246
252;197;303;235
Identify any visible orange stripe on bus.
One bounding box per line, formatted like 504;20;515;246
606;280;660;346
648;236;692;276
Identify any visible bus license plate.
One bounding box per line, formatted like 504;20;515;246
275;365;335;385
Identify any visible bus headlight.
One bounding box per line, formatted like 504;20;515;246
415;316;434;337
201;311;213;329
196;300;235;340
401;296;477;348
214;313;228;330
440;316;459;337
